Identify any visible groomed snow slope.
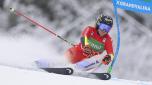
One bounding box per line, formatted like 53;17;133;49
0;65;151;85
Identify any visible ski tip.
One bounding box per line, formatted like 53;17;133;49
65;68;74;75
103;73;111;80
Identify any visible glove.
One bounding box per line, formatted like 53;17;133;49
82;45;93;57
102;55;111;65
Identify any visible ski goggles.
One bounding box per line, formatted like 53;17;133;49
99;23;111;33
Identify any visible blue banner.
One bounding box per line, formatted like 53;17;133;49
113;0;152;14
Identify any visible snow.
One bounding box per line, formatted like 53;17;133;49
0;65;152;85
0;35;68;69
0;33;152;85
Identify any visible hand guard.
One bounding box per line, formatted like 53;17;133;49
102;55;111;65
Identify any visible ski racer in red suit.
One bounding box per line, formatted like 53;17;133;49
65;14;114;71
35;14;114;71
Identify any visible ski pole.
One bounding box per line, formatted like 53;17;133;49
9;8;75;46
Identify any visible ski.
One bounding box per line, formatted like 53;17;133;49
35;60;111;80
41;67;74;75
40;67;111;80
91;73;111;80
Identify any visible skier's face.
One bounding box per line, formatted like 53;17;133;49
98;28;107;36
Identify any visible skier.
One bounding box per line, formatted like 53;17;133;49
36;14;114;71
11;8;113;77
65;14;114;71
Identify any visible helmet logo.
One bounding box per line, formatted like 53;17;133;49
105;18;113;24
